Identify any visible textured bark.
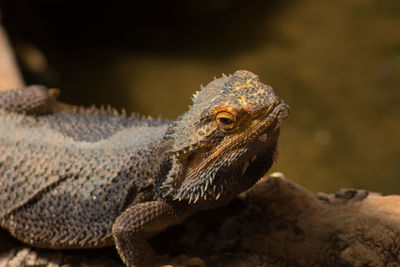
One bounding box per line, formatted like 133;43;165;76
199;173;400;266
1;173;400;267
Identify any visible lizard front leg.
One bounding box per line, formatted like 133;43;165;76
0;85;59;114
112;201;188;267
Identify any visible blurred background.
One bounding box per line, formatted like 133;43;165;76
0;0;399;194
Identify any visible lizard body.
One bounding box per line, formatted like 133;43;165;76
0;70;289;267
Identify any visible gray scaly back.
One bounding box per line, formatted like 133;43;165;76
0;105;169;247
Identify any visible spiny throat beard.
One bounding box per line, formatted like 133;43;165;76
163;131;279;204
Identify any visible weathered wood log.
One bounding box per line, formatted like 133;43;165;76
1;173;399;266
200;173;400;266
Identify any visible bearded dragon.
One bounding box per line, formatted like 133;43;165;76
0;70;289;267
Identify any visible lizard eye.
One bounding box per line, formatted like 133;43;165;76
216;111;237;131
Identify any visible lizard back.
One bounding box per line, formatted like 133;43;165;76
0;108;169;247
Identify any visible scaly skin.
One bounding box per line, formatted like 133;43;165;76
0;70;289;267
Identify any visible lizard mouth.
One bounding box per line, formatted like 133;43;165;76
239;101;289;176
255;101;290;141
228;100;289;149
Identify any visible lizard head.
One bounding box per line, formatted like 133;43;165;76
162;70;289;204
